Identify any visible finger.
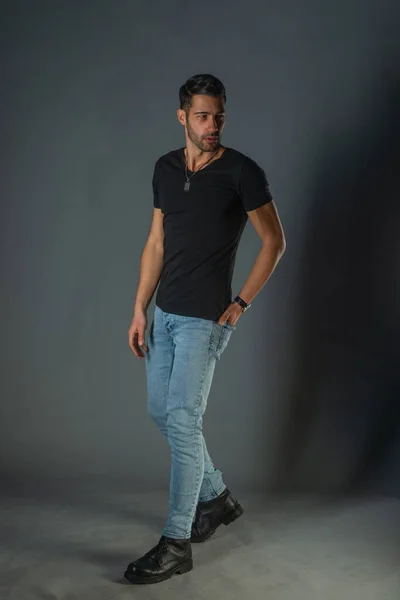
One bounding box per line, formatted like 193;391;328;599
134;339;145;358
130;332;145;358
128;328;137;344
134;344;145;358
128;335;135;353
128;333;138;355
130;341;141;357
219;315;231;325
137;328;148;353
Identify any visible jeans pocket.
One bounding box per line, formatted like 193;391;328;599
210;323;234;360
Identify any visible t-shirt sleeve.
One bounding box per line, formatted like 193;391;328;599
152;160;160;208
239;156;273;211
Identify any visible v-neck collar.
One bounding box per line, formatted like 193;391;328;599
181;147;230;174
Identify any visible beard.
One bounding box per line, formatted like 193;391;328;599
186;120;221;152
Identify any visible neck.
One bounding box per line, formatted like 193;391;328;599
184;143;224;171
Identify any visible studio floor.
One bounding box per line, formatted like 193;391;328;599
1;481;399;600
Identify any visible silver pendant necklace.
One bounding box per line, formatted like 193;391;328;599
183;148;219;191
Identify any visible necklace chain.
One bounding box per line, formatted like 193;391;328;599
184;148;219;188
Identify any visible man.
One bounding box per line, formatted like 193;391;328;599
124;73;286;585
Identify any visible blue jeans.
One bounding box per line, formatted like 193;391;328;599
145;304;236;539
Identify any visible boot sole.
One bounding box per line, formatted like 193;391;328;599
191;504;244;543
124;558;193;585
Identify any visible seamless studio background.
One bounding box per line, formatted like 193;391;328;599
0;1;399;598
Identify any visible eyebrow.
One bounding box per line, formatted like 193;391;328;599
193;111;225;115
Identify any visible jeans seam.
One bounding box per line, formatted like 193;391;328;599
183;327;214;538
188;367;210;535
152;310;174;421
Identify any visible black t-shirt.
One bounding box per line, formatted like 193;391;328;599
152;146;273;321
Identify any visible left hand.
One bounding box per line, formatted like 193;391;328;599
218;302;243;327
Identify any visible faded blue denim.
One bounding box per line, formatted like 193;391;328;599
145;304;235;540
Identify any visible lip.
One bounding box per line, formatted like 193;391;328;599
205;137;218;141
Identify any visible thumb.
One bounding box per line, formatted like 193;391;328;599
138;328;147;345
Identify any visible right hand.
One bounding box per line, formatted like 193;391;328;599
128;310;148;359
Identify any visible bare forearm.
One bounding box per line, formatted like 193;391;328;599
134;241;164;312
238;238;285;305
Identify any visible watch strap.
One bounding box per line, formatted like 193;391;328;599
234;295;251;312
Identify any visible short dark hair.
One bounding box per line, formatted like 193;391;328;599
179;73;226;112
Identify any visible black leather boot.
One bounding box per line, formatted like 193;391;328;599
191;488;244;543
124;535;193;585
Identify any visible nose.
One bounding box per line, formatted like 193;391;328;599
209;116;219;133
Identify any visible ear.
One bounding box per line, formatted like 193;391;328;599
177;108;186;127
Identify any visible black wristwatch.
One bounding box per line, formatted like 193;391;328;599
234;295;251;313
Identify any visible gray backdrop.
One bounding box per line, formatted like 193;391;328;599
1;0;399;497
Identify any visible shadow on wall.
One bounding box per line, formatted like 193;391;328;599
272;66;400;497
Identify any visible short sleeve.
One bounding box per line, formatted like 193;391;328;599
239;156;273;212
152;160;160;208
